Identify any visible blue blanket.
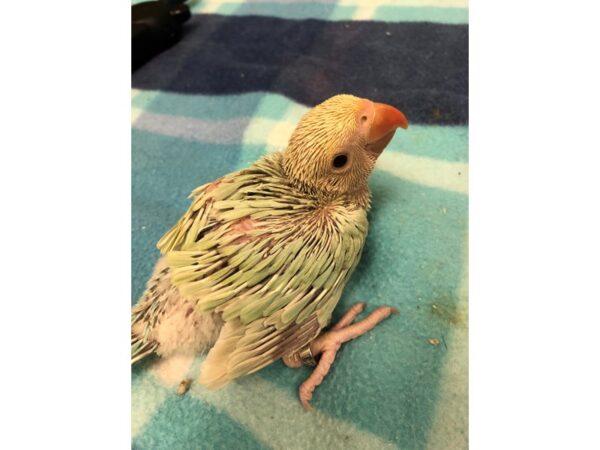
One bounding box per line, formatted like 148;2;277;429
132;1;468;449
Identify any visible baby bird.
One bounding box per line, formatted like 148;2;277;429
131;94;408;409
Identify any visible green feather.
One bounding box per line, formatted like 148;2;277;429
156;152;369;380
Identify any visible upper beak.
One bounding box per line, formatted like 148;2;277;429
365;102;408;156
368;102;409;144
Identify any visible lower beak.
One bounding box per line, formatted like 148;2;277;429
366;102;408;156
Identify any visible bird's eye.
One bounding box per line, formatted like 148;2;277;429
332;154;348;169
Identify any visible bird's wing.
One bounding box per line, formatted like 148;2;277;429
157;155;368;388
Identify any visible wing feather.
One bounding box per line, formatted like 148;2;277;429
158;154;368;387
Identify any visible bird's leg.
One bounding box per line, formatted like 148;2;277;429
284;303;397;410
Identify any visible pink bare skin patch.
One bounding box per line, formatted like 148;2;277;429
228;216;257;244
205;180;222;194
231;216;255;233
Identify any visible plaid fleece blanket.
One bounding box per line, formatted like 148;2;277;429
132;1;468;449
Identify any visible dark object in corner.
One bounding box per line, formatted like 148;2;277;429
132;0;191;72
132;15;468;124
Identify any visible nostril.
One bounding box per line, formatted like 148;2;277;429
360;115;368;123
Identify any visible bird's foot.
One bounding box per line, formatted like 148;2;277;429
286;303;398;411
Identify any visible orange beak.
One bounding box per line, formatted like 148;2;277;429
368;102;408;143
365;102;408;156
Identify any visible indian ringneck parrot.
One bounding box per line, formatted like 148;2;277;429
131;94;408;409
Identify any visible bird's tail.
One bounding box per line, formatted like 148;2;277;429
131;297;161;364
131;331;158;364
131;258;175;364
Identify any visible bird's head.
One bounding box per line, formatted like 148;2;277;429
283;94;408;197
